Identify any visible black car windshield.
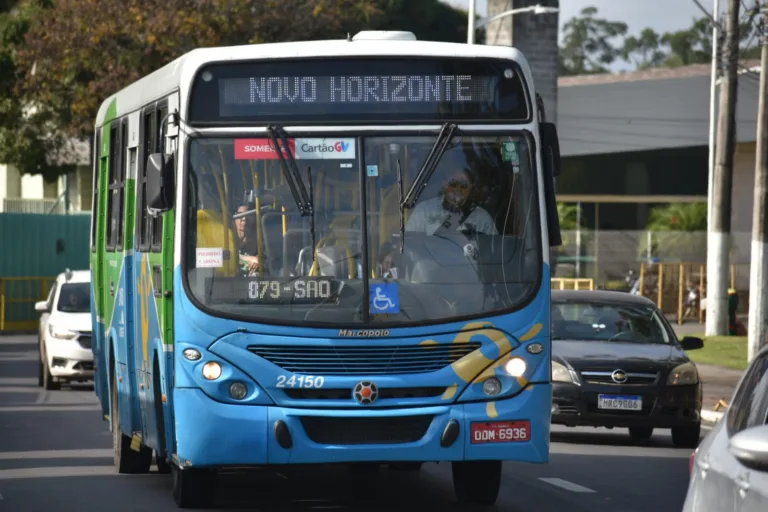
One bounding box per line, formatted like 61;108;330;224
57;283;90;313
551;301;672;344
184;134;541;326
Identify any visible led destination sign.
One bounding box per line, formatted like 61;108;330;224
225;74;493;106
189;57;530;123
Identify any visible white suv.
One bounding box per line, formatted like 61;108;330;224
34;269;94;389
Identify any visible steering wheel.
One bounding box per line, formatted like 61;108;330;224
608;331;636;342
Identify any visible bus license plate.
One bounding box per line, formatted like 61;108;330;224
470;421;531;444
598;394;642;411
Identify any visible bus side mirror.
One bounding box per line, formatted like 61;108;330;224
147;153;175;212
540;122;561;177
538;123;562;248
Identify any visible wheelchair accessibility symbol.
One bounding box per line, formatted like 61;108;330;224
369;283;400;314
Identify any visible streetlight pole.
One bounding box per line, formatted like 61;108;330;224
467;3;559;44
708;0;721;230
467;0;477;44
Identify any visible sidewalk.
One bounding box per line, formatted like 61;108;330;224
670;321;744;424
696;362;742;424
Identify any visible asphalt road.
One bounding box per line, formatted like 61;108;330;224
0;334;699;512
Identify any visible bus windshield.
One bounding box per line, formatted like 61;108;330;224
184;134;541;326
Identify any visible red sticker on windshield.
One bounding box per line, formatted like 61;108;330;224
234;138;295;160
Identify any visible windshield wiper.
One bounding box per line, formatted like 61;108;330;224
396;158;405;253
401;122;458;210
306;165;316;264
266;125;312;216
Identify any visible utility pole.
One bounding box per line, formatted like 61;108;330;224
706;0;740;336
748;4;768;361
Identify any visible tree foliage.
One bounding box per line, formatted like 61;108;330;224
559;5;764;76
0;0;473;181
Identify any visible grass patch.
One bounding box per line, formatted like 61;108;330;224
685;335;748;370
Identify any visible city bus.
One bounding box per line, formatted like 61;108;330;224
89;30;562;508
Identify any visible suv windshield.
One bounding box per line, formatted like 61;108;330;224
184;134;541;326
57;283;90;313
551;301;672;344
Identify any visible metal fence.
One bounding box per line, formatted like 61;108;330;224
1;198;65;214
0;277;53;332
553;229;754;320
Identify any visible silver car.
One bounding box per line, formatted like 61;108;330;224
683;343;768;511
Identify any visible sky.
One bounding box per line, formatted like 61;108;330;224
443;0;718;41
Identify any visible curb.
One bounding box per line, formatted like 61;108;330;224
701;409;724;423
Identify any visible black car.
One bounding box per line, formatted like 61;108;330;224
550;289;704;448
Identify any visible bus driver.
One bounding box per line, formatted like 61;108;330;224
404;166;498;236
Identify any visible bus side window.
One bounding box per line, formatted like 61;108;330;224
116;118;128;251
90;131;101;253
151;104;168;252
137;107;156;251
105;122;120;252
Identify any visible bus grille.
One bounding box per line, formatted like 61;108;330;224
246;343;481;375
299;415;434;445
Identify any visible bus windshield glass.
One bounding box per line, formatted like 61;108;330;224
184;134;541;326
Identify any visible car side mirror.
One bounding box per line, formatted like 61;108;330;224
680;336;704;351
729;424;768;472
34;301;49;313
147;153;175;212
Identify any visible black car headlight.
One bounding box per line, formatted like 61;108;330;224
667;362;699;386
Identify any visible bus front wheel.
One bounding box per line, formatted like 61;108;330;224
172;465;216;508
452;460;501;505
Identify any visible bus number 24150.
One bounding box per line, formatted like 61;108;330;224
276;375;325;388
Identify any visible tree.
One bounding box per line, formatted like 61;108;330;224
2;0;469;181
372;0;477;43
0;0;70;183
558;7;628;76
559;7;765;76
621;28;666;70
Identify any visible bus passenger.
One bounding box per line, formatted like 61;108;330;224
234;202;261;276
405;166;498;236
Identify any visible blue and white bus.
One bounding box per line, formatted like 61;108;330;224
89;30;563;508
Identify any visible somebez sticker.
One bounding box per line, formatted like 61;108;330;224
234;138;356;160
196;248;224;268
234;138;295;160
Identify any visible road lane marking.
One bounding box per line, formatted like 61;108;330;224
0;405;101;413
0;466;118;480
0;449;112;461
539;477;597;493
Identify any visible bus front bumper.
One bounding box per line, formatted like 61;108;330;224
172;383;551;468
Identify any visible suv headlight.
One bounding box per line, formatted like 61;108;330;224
552;361;577;384
667;362;699;386
48;323;78;340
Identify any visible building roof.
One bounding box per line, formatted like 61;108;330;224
556;59;762;157
558;59;761;87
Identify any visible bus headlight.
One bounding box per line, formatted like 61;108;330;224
504;357;527;377
229;382;248;400
202;361;222;380
183;348;201;361
482;377;502;396
667;362;699;385
552;361;576;383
